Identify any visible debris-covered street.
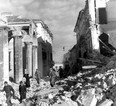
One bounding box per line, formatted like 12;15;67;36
1;0;116;106
1;54;116;106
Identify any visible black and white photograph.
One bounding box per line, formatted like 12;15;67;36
0;0;116;106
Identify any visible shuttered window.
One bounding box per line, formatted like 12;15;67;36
98;8;107;24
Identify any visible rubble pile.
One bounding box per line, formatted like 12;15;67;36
87;50;110;64
51;54;116;106
28;63;116;106
39;79;51;88
13;55;116;106
27;78;51;98
1;56;116;106
0;92;7;106
78;68;116;105
101;55;116;72
84;50;110;66
26;78;40;98
11;82;20;98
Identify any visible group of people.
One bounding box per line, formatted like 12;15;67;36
0;67;64;105
1;81;26;106
49;66;64;87
1;72;31;106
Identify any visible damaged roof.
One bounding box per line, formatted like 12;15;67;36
7;16;30;24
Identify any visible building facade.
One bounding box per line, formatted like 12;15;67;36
0;13;53;83
74;1;92;59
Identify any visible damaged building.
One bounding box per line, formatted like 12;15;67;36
0;13;53;83
74;0;116;59
63;0;116;74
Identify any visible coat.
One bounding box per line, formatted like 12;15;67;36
24;74;30;87
19;84;26;100
3;85;14;98
49;70;56;86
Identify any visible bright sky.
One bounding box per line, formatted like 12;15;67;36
0;0;85;63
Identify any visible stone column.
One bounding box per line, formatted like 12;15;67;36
0;27;9;82
26;42;33;77
32;46;38;77
88;0;100;51
38;42;43;77
13;32;23;83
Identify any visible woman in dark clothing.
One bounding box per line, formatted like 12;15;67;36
24;74;30;88
19;81;26;103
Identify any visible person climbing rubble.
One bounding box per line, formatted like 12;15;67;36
1;81;15;106
49;68;57;87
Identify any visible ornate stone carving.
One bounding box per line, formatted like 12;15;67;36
11;26;23;37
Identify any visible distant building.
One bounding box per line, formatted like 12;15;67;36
63;45;78;75
0;13;53;82
63;52;70;68
68;45;77;68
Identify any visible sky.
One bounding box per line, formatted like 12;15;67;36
0;0;85;63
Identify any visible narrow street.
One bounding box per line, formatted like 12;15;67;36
0;0;116;106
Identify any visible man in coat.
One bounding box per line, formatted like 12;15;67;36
2;81;15;106
49;68;56;87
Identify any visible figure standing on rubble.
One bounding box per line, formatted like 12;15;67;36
49;68;56;87
19;81;26;103
59;66;64;78
24;69;30;88
1;81;15;106
35;69;41;84
55;66;59;80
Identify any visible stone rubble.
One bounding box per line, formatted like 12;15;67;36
1;56;116;105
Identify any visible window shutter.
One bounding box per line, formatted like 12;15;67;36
98;8;107;24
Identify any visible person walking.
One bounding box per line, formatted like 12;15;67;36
19;81;26;103
2;81;15;106
35;69;41;84
49;68;56;87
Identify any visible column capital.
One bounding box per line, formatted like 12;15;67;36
11;26;23;37
33;45;38;48
25;42;33;45
12;30;23;37
0;26;10;31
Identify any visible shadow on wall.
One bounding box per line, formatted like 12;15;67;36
99;32;116;57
